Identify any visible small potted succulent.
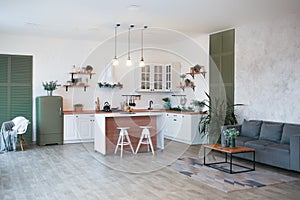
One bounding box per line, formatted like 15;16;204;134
42;80;59;96
74;104;84;112
223;128;239;148
86;65;93;73
193;64;202;73
191;99;206;112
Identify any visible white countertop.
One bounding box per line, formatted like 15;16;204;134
95;112;163;117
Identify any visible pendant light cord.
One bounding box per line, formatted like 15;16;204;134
141;25;147;61
114;24;120;60
128;24;134;60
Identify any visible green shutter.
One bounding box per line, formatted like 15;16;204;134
0;54;32;144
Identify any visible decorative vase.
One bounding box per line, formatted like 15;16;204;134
47;90;53;96
163;102;171;110
229;138;236;148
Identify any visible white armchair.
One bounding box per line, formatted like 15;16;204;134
12;116;30;151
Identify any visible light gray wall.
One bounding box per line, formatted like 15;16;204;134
235;13;300;123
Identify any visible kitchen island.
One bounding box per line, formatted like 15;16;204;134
94;112;164;155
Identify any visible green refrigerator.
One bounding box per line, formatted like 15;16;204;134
36;96;63;145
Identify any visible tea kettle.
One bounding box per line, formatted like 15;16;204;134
103;102;111;112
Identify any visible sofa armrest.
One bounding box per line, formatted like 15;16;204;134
221;124;242;147
290;134;300;172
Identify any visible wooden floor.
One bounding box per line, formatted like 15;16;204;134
1;140;300;200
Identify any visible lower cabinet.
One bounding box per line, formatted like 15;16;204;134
163;113;204;145
64;114;95;143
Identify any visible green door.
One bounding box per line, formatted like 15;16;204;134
209;29;235;105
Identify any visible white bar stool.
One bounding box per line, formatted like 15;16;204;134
114;127;134;157
135;126;154;155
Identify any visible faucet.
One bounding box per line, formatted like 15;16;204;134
148;100;153;110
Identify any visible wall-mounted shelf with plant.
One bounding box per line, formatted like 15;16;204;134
63;65;95;92
186;64;206;79
98;82;123;89
178;74;196;91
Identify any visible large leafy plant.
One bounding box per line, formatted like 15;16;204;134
198;92;243;143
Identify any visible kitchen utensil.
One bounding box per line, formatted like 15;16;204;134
103;102;111;112
180;96;187;106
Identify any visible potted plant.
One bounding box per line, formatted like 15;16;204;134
86;65;93;73
198;92;244;144
193;64;202;73
191;99;206;112
223;128;239;148
74;104;84;112
42;80;59;96
162;97;171;110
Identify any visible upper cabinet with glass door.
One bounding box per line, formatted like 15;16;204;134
138;63;181;92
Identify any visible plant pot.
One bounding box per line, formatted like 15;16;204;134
163;102;171;110
74;106;83;112
47;90;53;96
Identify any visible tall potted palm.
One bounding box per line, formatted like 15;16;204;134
198;92;243;144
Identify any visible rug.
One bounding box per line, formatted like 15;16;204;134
168;156;299;193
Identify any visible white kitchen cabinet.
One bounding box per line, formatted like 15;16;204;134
64;114;94;143
64;115;77;141
164;113;182;140
163;113;204;145
137;63;181;92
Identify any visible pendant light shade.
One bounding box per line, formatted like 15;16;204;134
112;23;120;66
139;25;147;67
126;24;134;66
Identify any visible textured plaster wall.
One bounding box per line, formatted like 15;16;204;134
235;14;300;123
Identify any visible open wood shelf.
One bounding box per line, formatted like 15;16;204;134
63;84;90;92
186;71;206;79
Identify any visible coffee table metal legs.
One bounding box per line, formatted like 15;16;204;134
203;147;255;174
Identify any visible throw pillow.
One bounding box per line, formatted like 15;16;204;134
281;123;300;144
259;122;283;143
241;120;262;139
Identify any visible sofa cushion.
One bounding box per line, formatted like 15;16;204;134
241;120;262;139
281;123;300;144
259;122;283;143
236;136;256;146
244;140;277;150
266;143;290;153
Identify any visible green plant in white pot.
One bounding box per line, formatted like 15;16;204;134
42;80;59;96
223;128;239;148
74;104;84;112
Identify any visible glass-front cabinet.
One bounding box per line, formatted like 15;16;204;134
141;65;151;90
138;63;180;92
153;65;163;90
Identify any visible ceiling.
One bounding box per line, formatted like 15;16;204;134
0;0;299;41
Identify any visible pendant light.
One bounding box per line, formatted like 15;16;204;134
139;25;147;67
112;23;120;66
126;24;134;66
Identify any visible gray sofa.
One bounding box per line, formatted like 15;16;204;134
222;120;300;172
